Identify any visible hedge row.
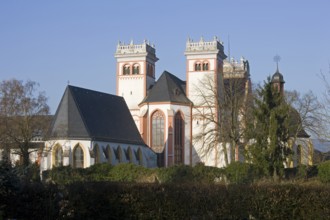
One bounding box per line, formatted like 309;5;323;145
43;162;264;185
3;181;330;219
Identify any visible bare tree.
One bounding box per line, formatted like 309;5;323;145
286;90;324;139
319;64;330;139
283;90;324;166
0;79;50;167
192;72;252;166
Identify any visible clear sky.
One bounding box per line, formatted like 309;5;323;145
1;0;329;113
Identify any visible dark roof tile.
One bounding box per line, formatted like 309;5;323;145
140;71;192;105
49;86;145;145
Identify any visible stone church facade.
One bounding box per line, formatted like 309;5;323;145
115;37;250;168
40;36;312;171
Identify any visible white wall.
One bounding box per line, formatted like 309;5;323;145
41;139;157;171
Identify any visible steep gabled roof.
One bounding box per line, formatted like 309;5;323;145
49;85;145;145
140;71;192;105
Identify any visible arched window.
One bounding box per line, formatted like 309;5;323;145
115;146;122;163
135;148;143;166
174;111;184;165
123;64;130;75
94;145;100;164
152;110;165;167
106;145;112;164
73;145;84;168
54;145;63;167
195;62;201;71
202;62;209;71
126;147;133;163
133;64;140;74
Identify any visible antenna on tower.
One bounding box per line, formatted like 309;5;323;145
228;35;231;63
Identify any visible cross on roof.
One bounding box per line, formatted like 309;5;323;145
273;54;281;72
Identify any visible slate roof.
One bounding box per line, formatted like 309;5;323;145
49;85;145;145
272;70;285;83
140;71;192;105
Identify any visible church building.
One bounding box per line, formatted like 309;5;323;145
115;37;250;167
40;36;312;170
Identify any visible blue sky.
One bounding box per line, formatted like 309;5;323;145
1;0;329;113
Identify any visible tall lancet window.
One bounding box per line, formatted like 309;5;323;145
123;64;130;75
202;62;209;71
54;145;63;167
133;64;140;74
195;62;201;71
174;111;184;165
152;110;165;167
73;145;84;168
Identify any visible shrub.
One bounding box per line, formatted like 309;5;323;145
0;160;19;218
108;163;152;182
84;163;113;181
16;163;41;183
192;163;225;183
318;161;330;183
6;182;60;219
156;165;194;183
45;166;86;184
225;162;255;184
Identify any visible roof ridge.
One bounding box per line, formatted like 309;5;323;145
68;85;117;98
163;71;174;99
139;70;191;105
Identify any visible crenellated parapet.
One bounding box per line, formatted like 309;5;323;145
223;57;250;79
185;36;227;59
115;40;158;61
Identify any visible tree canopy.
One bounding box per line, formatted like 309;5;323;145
246;77;291;179
0;79;50;167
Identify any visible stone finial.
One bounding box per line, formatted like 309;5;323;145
213;36;218;41
130;39;134;45
200;36;204;42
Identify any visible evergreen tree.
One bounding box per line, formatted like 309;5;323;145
246;77;291;180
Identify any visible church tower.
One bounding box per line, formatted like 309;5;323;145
271;56;285;95
184;36;227;104
184;36;227;167
115;40;158;129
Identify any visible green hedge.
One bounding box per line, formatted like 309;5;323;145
225;162;257;184
2;160;330;219
318;161;330;183
44;163;226;185
3;182;330;219
51;182;330;219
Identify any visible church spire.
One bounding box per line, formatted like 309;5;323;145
274;54;281;73
271;55;285;94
